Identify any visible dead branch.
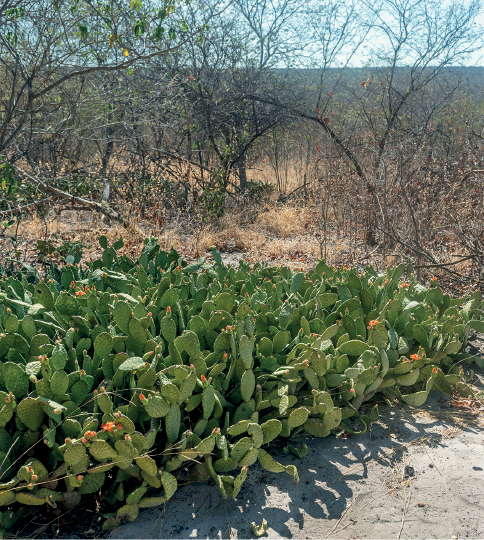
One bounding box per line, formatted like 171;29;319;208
0;196;58;218
12;166;125;224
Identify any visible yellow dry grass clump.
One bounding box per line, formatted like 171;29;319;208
2;201;345;271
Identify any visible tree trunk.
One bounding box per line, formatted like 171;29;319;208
237;147;248;191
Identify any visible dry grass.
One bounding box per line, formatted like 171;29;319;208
1;199;359;274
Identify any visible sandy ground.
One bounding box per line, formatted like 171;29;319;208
108;337;484;540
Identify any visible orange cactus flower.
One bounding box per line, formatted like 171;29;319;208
401;283;410;288
101;421;116;432
432;367;438;374
139;393;146;401
201;374;207;382
410;354;420;361
367;320;378;329
75;290;86;296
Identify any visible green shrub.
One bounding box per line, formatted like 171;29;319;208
0;237;482;535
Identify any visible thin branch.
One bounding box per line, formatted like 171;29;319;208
12;166;125;223
0;196;57;217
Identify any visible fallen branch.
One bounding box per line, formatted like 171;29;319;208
12;166;125;224
376;225;484;285
413;255;476;269
0;196;58;217
279;178;320;200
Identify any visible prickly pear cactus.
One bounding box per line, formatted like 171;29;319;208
0;240;482;536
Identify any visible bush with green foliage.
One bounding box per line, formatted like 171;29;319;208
0;237;483;535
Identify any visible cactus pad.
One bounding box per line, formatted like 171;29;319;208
16;398;43;431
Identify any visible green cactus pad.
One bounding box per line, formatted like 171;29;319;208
97;393;113;414
257;448;286;473
158;471;176;501
3;362;28;398
178;372;197;403
412;324;428;347
273;331;290;354
78;471;106;495
136;455;157;477
165;403;181;443
125;486;147;506
3;313;19;333
0;489;16;506
15;492;48;506
118;356;145;372
70;380;89;406
325;373;346;387
17;398;44;431
401;391;428;406
227;419;249;436
261;419;282;444
445;340;462;355
240;369;255;402
393;361;414;375
213;457;239;472
396;368;420;386
239;447;258;467
89;440;118;461
62;418;82;438
323;407;342;430
317;293;338;308
303;419;331;437
115;439;139;459
202;385;215;420
94;333;113;357
287;407;309;428
50;370;69;395
142;394;170;417
239;335;254;368
213;332;231;354
113;301;131;334
180;331;201;358
55;294;78;317
160;383;180;404
29;334;50;356
193;434;216;455
160;317;177;343
231;436;252;462
338;340;369;357
248;423;264;448
116;414;135;434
